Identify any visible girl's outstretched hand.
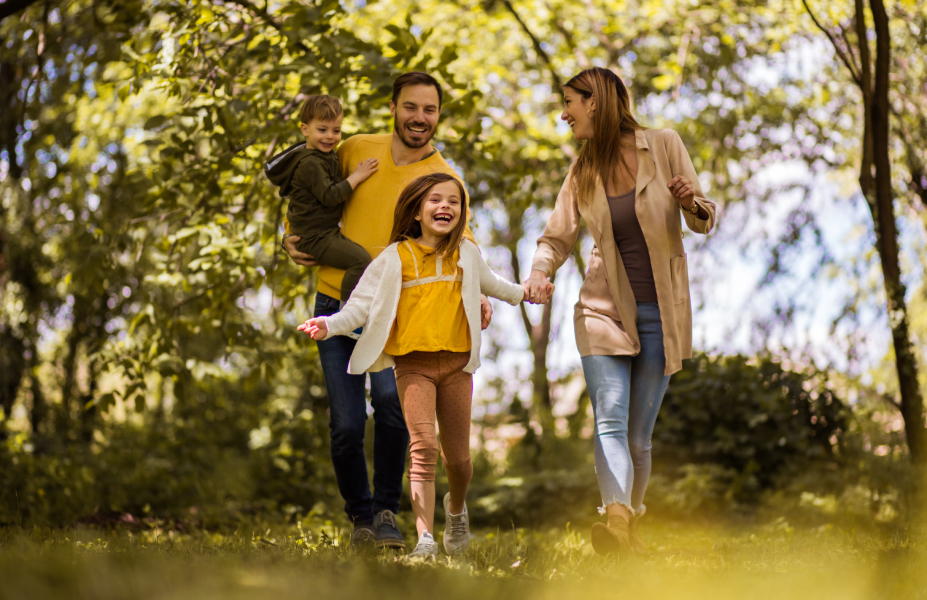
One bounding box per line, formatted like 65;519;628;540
297;317;328;340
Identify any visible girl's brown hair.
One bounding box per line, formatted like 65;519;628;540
389;173;468;263
564;67;644;203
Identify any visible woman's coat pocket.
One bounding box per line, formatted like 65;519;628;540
670;254;688;304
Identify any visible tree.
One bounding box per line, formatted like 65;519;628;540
801;0;927;464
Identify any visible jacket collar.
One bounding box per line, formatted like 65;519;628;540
635;129;655;195
583;130;656;241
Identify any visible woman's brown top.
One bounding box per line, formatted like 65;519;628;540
607;188;658;303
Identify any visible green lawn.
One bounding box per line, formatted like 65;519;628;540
1;513;923;600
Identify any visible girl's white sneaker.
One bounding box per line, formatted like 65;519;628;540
408;532;439;560
442;493;471;556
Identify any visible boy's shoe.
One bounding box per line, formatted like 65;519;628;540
442;493;471;556
351;520;376;548
407;532;439;560
373;509;405;549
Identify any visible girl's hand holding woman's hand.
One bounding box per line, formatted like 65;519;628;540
523;270;554;304
297;317;328;340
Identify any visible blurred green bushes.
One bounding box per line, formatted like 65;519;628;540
460;354;913;528
0;375;338;527
1;353;915;530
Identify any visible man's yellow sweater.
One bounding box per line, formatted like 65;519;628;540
285;133;474;301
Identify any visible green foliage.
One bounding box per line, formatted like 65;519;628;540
0;368;335;526
654;354;852;502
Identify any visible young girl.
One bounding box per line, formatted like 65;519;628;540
298;172;551;558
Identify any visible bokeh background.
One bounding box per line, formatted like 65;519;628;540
1;0;925;549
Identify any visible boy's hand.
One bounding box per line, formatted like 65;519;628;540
297;317;328;340
346;158;379;189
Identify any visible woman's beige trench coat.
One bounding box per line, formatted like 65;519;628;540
531;128;717;376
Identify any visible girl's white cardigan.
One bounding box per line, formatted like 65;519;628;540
320;239;524;374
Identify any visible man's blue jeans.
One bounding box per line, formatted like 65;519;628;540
314;292;409;523
581;302;671;515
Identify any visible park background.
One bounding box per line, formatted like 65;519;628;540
0;0;925;597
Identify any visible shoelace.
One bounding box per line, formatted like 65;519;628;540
448;513;468;536
379;511;398;530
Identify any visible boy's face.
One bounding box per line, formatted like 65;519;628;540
300;115;343;153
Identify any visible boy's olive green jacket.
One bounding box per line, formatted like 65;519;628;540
531;128;717;376
265;142;353;239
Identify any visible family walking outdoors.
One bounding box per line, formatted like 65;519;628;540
267;67;716;561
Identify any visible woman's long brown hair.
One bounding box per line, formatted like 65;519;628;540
565;67;644;203
389;172;468;264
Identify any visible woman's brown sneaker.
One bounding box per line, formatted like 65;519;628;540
591;517;633;558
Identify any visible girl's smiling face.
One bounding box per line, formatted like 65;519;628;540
561;86;595;141
415;180;462;244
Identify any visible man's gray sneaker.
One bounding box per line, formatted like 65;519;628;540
351;520;375;548
442;493;471;555
373;509;405;549
407;532;439;560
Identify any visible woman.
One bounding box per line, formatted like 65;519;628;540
523;67;716;558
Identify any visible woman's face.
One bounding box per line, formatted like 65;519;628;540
561;86;595;141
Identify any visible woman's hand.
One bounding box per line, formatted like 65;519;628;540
297;317;328;340
667;175;697;211
480;295;493;330
283;236;320;267
523;270;555;304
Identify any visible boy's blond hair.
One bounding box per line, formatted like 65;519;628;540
299;95;343;124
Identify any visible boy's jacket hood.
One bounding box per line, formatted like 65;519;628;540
264;141;333;197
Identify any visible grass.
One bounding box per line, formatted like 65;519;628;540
1;510;924;600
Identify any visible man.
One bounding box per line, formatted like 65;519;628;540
283;72;493;549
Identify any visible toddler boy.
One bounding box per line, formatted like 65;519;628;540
265;95;378;303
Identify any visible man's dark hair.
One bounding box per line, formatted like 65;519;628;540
391;72;443;108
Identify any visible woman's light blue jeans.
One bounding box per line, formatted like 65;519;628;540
581;302;670;515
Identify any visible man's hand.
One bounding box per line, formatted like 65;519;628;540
480;295;493;330
283;236;320;267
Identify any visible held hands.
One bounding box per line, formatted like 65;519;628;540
347;158;379;188
523;270;555;304
667;175;697;211
297;317;328;340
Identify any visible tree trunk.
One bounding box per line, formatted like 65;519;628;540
864;0;927;463
802;0;927;463
28;353;46;440
508;237;556;434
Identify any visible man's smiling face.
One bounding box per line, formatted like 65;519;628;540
390;84;440;150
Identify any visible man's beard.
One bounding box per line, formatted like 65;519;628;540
394;119;435;149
